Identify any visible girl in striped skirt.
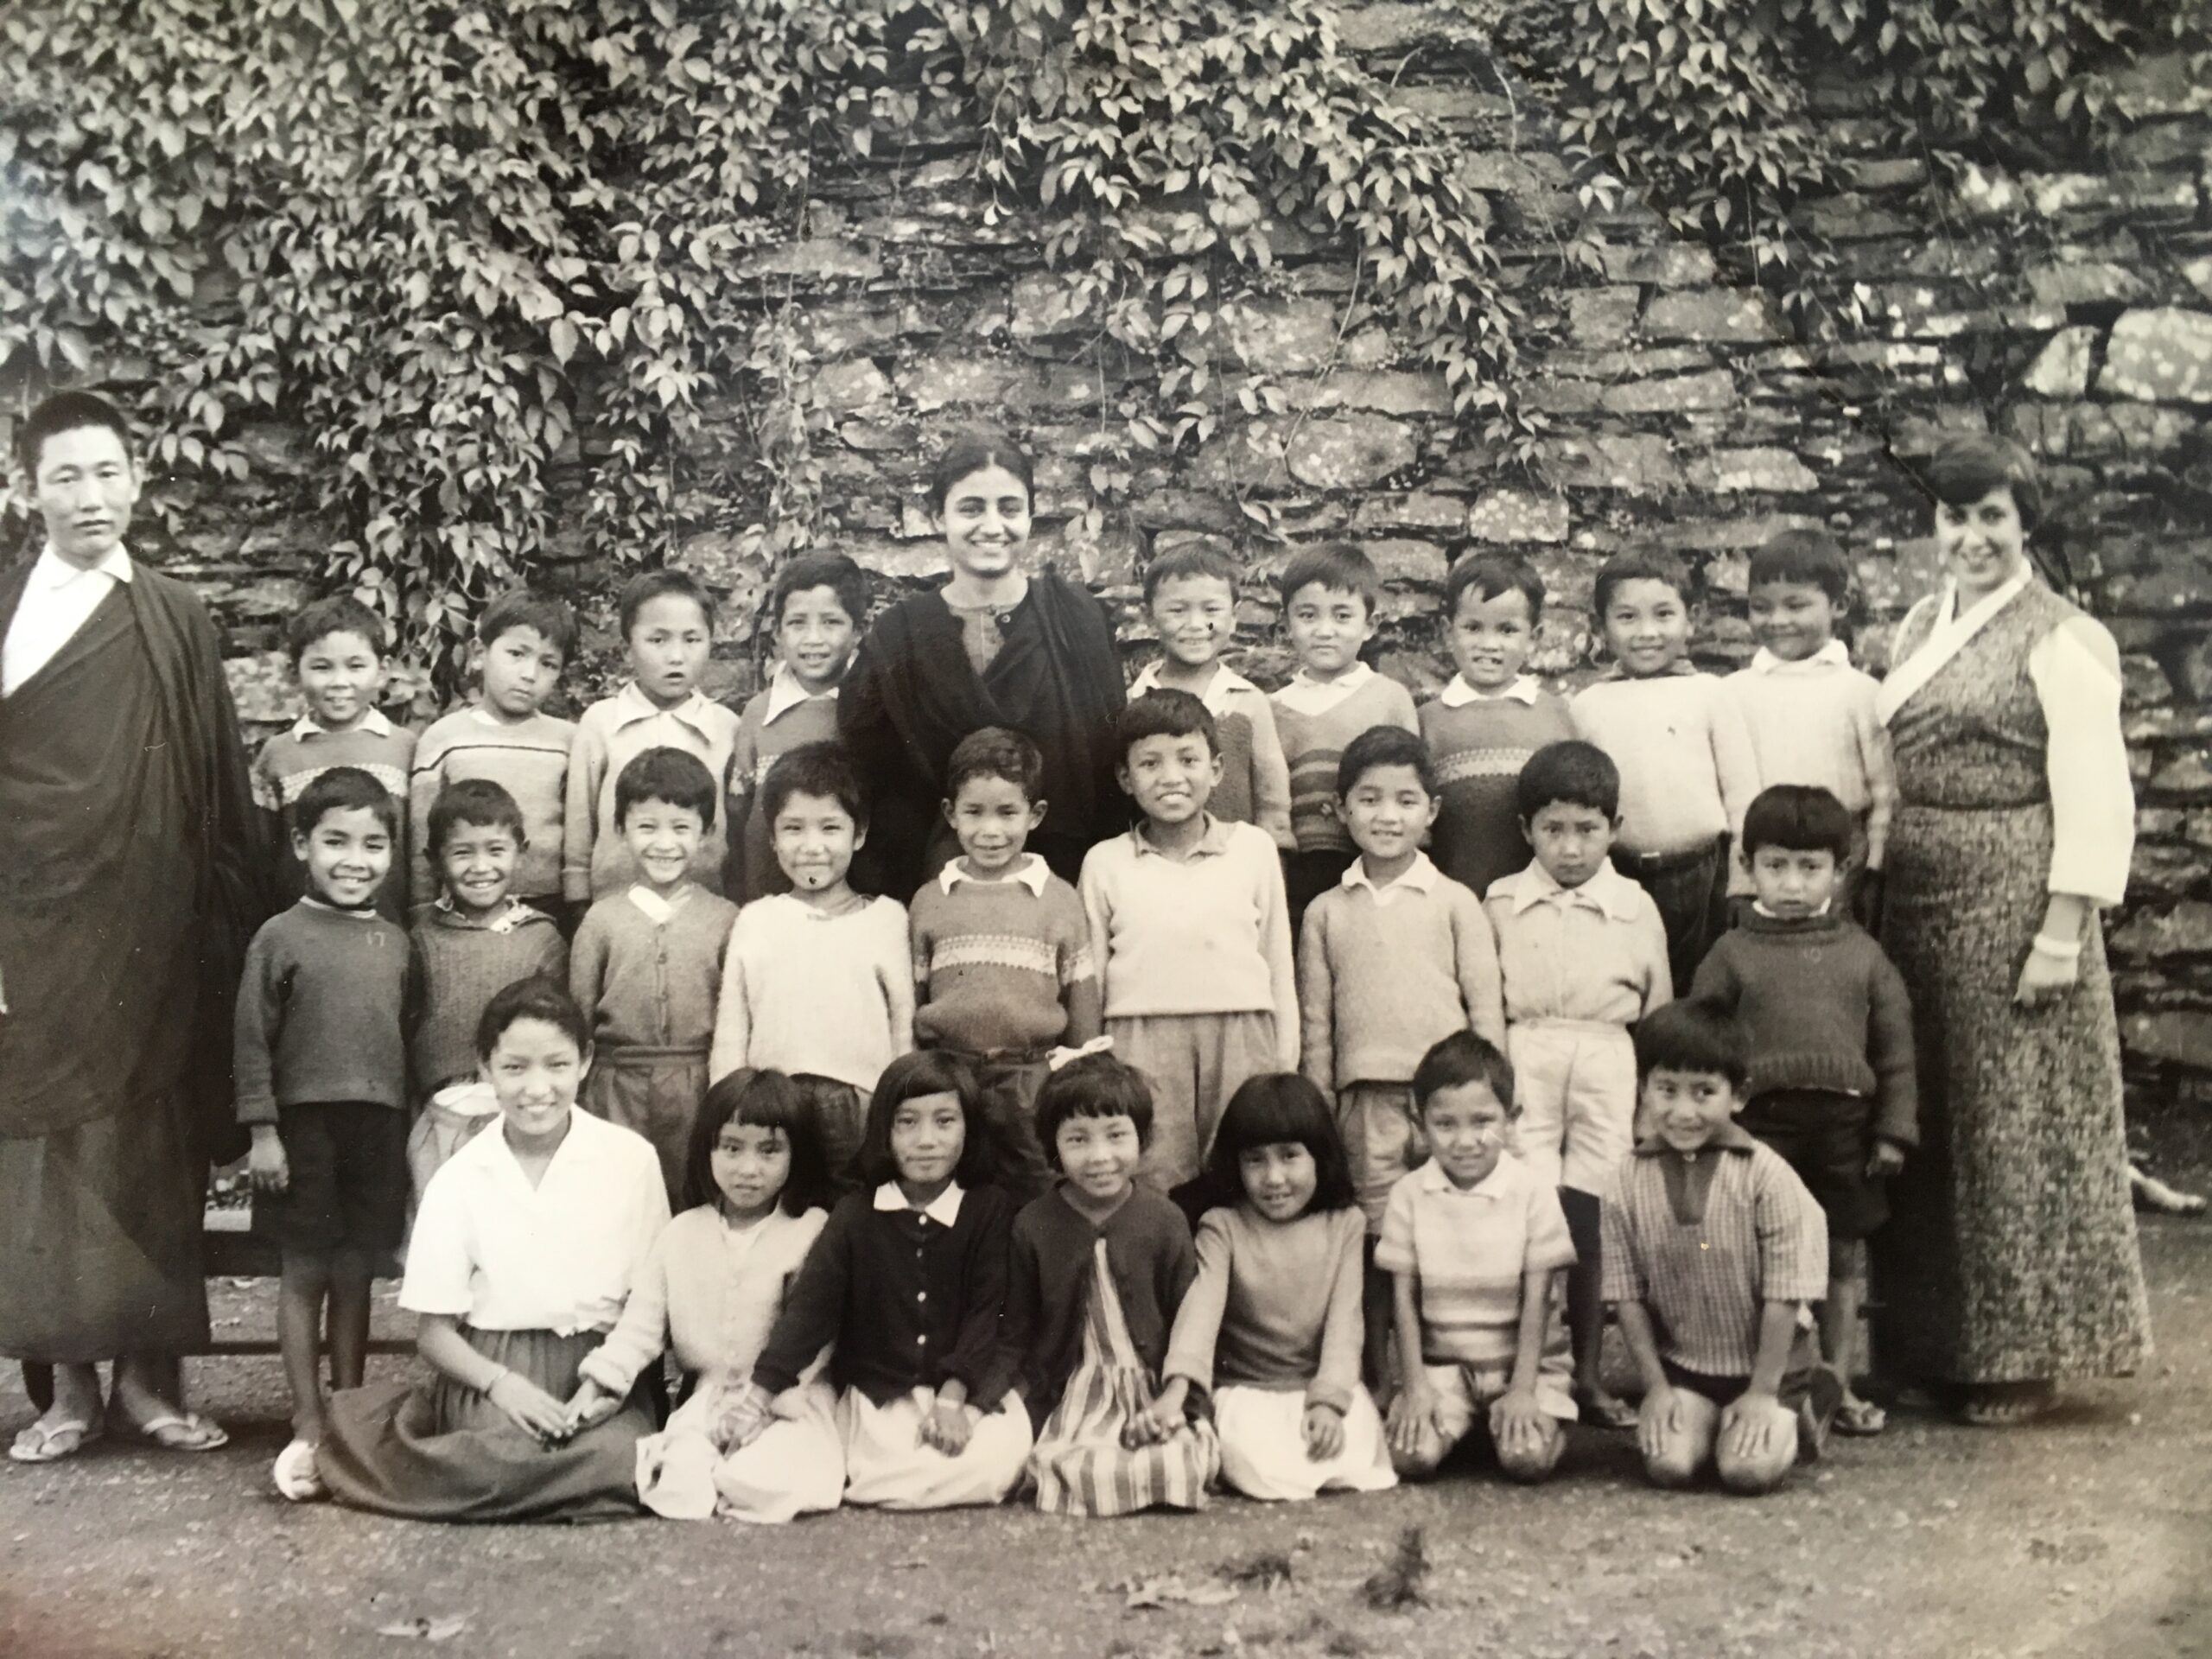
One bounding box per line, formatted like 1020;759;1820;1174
1001;1053;1218;1515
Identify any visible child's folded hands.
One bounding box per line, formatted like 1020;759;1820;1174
711;1383;774;1453
1124;1377;1191;1447
918;1395;979;1456
488;1371;573;1445
563;1378;620;1434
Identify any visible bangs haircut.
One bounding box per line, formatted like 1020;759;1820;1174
293;764;398;840
1412;1030;1516;1115
849;1050;1002;1191
1445;554;1546;624
1747;529;1852;604
1276;542;1382;614
1033;1053;1155;1166
1116;688;1218;763
289;593;387;663
1920;432;2043;533
477;589;579;662
1337;723;1435;798
16;389;133;475
771;551;869;632
1633;1000;1751;1090
613;746;720;831
760;741;868;831
1203;1073;1357;1215
426;777;526;855
1591;550;1689;617
1740;784;1854;861
1515;740;1619;821
1143;543;1241;604
474;973;588;1062
682;1067;836;1217
619;568;716;637
928;425;1035;513
944;725;1044;804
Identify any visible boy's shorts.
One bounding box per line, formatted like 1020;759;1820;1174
1421;1357;1578;1439
1736;1089;1887;1240
262;1101;409;1255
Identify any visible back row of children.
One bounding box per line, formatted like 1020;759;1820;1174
238;519;1916;1517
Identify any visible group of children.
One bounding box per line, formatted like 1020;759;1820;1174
231;511;1919;1520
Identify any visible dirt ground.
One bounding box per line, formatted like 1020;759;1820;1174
5;1109;2211;1659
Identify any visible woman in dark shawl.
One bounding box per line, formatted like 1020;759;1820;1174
839;429;1127;897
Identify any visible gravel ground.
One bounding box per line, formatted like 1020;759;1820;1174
4;1113;2209;1659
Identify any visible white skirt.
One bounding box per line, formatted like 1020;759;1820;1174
840;1385;1034;1511
1213;1383;1398;1503
635;1376;844;1524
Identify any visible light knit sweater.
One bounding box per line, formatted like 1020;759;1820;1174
1723;646;1897;868
409;900;568;1095
909;861;1102;1053
1270;667;1421;855
234;899;414;1123
563;683;741;902
408;707;575;906
1417;683;1578;898
1570;671;1761;860
1163;1204;1367;1414
571;884;740;1054
710;893;915;1090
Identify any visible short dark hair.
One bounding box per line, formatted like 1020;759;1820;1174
1143;543;1241;605
288;594;387;664
1633;1000;1750;1090
944;725;1044;804
1591;550;1689;618
760;741;868;830
618;568;716;638
1740;784;1854;861
613;747;719;830
426;778;527;855
1921;432;2043;534
292;765;398;840
849;1050;1005;1190
1412;1030;1516;1115
928;426;1035;514
1203;1073;1357;1216
15;390;133;477
682;1068;837;1217
1033;1053;1156;1166
1116;689;1217;764
1277;542;1382;615
770;552;869;632
1747;530;1851;605
474;974;589;1064
1516;740;1619;821
1336;723;1436;798
1446;554;1546;625
478;589;579;662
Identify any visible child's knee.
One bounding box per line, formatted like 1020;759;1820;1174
1390;1426;1454;1481
1496;1421;1566;1484
1715;1400;1798;1496
1643;1395;1719;1489
279;1250;335;1292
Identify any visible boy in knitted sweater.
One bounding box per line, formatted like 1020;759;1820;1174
910;727;1103;1201
1298;727;1506;1381
1689;785;1915;1436
1268;543;1420;932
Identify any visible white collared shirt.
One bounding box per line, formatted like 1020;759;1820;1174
1438;673;1541;708
761;660;837;726
1483;858;1671;1026
1340;851;1442;906
1128;658;1260;717
610;679;719;740
938;854;1051;898
1272;660;1375;717
2;542;133;697
1748;639;1851;675
287;706;398;742
872;1179;965;1228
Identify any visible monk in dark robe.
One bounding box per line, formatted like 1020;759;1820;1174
1;391;266;1461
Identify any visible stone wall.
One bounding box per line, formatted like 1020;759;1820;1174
54;3;2212;1106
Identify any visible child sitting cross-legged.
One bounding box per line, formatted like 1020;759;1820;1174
565;1068;842;1522
1381;1032;1578;1485
716;1052;1033;1512
1001;1052;1220;1516
1144;1074;1397;1503
1604;1001;1840;1496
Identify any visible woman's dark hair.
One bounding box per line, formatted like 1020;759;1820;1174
613;746;720;831
1445;553;1546;625
849;1050;1004;1191
1033;1053;1155;1167
770;551;869;632
16;389;133;476
474;975;590;1062
288;593;388;664
1920;433;2043;535
1591;550;1689;618
1747;529;1852;605
1412;1030;1516;1116
1116;688;1218;764
681;1068;836;1217
618;568;717;637
292;765;400;840
1632;1000;1751;1090
760;741;868;831
929;427;1035;513
1740;784;1854;861
1336;723;1436;798
426;778;527;855
1515;740;1619;822
478;589;580;661
1202;1073;1357;1216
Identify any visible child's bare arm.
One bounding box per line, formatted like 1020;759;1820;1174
1508;1266;1554;1397
1612;1299;1669;1397
1385;1269;1435;1454
1742;1300;1801;1402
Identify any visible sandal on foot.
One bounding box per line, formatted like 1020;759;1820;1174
8;1417;102;1464
1834;1398;1887;1437
1578;1393;1640;1431
272;1438;327;1502
1959;1382;2053;1427
112;1408;229;1452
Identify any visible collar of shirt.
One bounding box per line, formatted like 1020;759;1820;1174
287;706;397;742
1633;1122;1759;1158
1342;852;1440;903
1414;1154;1516;1198
1936;570;2031;634
430;895;540;934
297;894;382;920
762;661;837;726
1599;658;1698;683
1132;813;1232;861
1748;639;1850;675
461;1102;603;1184
1500;857;1642;921
1750;899;1832;921
612;679;714;735
28;541;135;594
872;1180;965;1228
1273;660;1375;715
1438;673;1540;708
627;884;689;925
938;854;1050;898
1129;659;1257;716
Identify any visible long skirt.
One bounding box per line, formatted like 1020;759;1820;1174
633;1376;844;1524
1214;1383;1396;1503
1873;800;2152;1383
839;1386;1033;1511
1029;1240;1219;1516
0;1084;209;1362
319;1327;651;1522
581;1048;707;1205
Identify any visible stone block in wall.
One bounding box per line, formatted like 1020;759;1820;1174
2109;50;2212;120
2151;750;2212;802
1641;289;1778;346
736;238;881;283
811;358;896;415
2025;260;2150;311
2123;1011;2212;1071
1008;272;1098;342
1128;488;1249;535
226;649;301;725
1549;433;1684;495
1361;538;1449;585
1283;418;1419;490
1522;378;1605;416
1332;0;1486;51
1465;487;1568;544
2005;403;2197;460
2021;327;2098;399
2126;654;2175;708
2103;556;2212;616
1351;492;1471;534
1302;371;1455;417
1597;369;1736;416
2098;308;2212;404
1598;244;1719;289
1224;298;1351;376
1568;286;1641;348
2185;258;2212;304
894;355;1026;413
2130;842;2210;900
1688;448;1820;494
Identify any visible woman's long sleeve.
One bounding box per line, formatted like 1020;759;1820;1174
2029;615;2136;907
